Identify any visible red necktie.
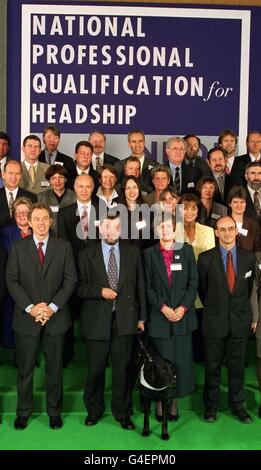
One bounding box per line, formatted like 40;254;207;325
226;251;236;292
37;242;45;265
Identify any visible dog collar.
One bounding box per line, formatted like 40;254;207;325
140;364;167;391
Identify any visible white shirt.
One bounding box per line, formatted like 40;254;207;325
249;153;261;162
5;186;19;201
77;200;92;220
76;166;90;176
0;156;7;173
248;186;261;205
135;155;145;172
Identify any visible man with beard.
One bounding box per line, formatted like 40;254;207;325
244;162;261;227
88;130;119;172
77;213;146;430
207;147;231;206
184;134;211;177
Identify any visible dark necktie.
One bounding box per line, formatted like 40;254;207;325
253;191;261;216
174;167;180;193
96;156;102;173
9;191;14;216
47;153;53;165
226;251;236;292
108;246;118;310
81;206;88;239
37;241;45;265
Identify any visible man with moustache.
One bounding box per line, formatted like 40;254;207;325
77;213;146;429
218;129;238;174
244;161;261;227
207;147;231;205
88;130;119;172
184;134;211;177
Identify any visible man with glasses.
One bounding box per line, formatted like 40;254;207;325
165;136;202;194
198;215;256;424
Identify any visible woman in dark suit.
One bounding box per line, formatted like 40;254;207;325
0;197;33;349
228;185;261;253
144;212;198;420
197;176;227;227
38;164;76;234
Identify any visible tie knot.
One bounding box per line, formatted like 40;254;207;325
175;167;180;173
38;241;44;249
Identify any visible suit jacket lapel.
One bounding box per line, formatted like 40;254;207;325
26;236;42;272
212;248;230;294
234;248;246;291
96;243;110;287
42;236;56;275
153;244;170;288
117;242;130;292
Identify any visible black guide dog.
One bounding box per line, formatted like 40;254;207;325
137;335;176;440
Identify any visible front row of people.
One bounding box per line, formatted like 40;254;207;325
0;202;260;430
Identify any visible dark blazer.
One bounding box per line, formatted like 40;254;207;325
77;241;146;340
198;246;255;338
166;161;202;195
245;187;261;227
103;152;119;166
236;216;261;253
144;242;198;338
6;235;77;336
212;173;231;206
66;165;100;191
185;156;212;177
0;242;7;307
0;187;37;228
38;188;76;235
57;202;99;262
229;153;251;187
115;156;157;187
39;150;75;175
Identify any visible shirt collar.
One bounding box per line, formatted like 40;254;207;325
24;160;38;171
5;186;19;199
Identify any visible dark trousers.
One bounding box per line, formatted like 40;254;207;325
15;330;65;417
84;314;133;420
203;334;249;412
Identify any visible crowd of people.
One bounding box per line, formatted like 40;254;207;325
0;126;261;430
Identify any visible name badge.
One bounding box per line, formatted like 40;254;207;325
136;220;147;230
174;255;180;259
41;181;49;187
50;205;59;213
148;165;154;170
141;191;148;196
171;263;182;271
55;161;64;166
188;182;194;188
94;220;100;227
245;270;252;278
212;213;220;220
238;228;248;236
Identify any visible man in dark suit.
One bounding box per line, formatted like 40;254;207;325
89;130;119;171
0;131;10;185
230;131;261;187
165;136;202;195
39;126;74;175
184;134;212;177
6;203;77;430
244;162;261;227
0;160;37;228
207;147;231;205
77;213;146;429
66;141;99;191
115;129;156;187
198;215;256;424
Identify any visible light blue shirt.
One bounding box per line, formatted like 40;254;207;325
169;162;182;188
219;244;237;274
101;240;120;278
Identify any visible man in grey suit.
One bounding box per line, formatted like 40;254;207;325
77;213;146;429
198;215;256;424
6;203;77;430
20;135;49;195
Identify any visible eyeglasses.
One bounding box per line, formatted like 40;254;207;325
167;147;186;153
15;211;29;216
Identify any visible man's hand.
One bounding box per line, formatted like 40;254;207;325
34;304;54;325
138;321;145;331
101;288;117;300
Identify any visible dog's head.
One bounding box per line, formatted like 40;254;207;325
141;355;177;391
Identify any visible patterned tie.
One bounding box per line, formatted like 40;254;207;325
37;242;45;265
253;191;261;216
174;167;181;193
108;246;118;310
226;251;236;292
96;156;102;173
81;206;88;240
47;153;53;165
217;175;225;198
29;165;36;184
9;191;14;216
